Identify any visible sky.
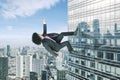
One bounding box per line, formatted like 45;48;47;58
0;0;67;47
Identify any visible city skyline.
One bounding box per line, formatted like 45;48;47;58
0;0;67;46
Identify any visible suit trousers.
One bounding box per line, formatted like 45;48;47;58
58;41;73;51
54;33;63;43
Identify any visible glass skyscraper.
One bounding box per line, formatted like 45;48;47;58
67;0;120;80
68;0;120;33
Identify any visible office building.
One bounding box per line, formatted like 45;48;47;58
41;70;48;80
32;58;41;78
57;70;67;80
67;0;120;80
32;52;47;78
7;45;11;57
8;57;16;76
21;46;30;55
0;48;5;57
0;57;8;80
30;72;38;80
16;55;32;78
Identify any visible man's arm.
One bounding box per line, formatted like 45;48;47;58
42;18;47;35
61;32;75;36
43;24;47;35
43;43;58;57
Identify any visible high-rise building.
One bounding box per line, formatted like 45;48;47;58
57;70;67;80
32;58;41;78
41;70;48;80
39;54;47;76
16;55;23;78
30;72;38;80
8;57;16;76
7;45;11;57
0;48;5;57
0;57;8;80
67;0;120;80
68;0;120;34
21;46;29;55
16;55;32;78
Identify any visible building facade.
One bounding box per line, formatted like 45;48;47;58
30;72;38;80
67;0;120;80
0;57;8;80
0;48;5;57
7;45;11;57
57;70;67;80
32;57;47;78
8;57;16;77
16;55;32;78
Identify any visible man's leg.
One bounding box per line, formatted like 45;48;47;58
54;33;64;43
59;41;73;51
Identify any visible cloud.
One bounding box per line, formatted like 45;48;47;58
0;0;60;18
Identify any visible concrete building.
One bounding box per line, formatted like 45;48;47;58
67;0;120;80
8;57;16;76
30;72;38;80
0;57;8;80
7;45;11;57
16;55;32;78
57;70;67;80
0;48;5;57
32;57;47;78
32;52;47;79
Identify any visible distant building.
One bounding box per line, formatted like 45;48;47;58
32;59;41;77
57;70;67;80
32;53;47;78
8;57;16;76
16;55;23;78
21;46;29;55
7;45;11;57
16;55;32;78
0;48;5;57
30;72;38;80
41;70;48;80
0;57;8;80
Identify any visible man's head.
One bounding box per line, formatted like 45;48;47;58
32;32;42;45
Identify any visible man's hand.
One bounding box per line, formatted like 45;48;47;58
41;18;46;24
56;53;62;60
56;55;61;60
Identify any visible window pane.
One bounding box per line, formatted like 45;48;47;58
81;60;86;66
90;62;95;68
81;71;85;77
97;76;103;80
106;53;114;60
97;52;103;58
75;69;79;73
117;54;120;61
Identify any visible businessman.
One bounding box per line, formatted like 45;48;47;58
32;32;74;57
